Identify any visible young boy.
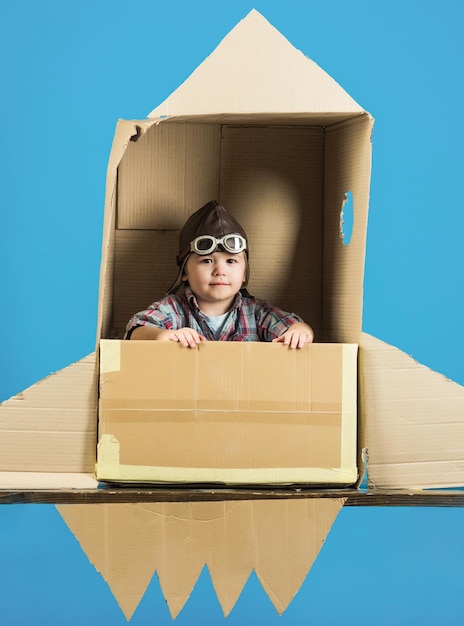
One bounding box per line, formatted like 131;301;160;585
126;200;314;349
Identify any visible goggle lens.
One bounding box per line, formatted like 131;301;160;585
190;234;247;255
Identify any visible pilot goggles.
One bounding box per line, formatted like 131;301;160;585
189;233;247;256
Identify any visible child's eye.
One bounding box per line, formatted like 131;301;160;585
201;257;213;264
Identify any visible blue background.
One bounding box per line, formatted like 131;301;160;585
1;1;463;624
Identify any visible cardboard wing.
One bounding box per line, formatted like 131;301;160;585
0;353;98;486
360;333;464;489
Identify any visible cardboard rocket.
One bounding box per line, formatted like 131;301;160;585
1;9;463;619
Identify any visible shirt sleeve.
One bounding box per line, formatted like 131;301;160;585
253;298;303;341
124;296;180;339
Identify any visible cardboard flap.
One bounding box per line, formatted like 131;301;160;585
360;333;464;489
0;353;97;473
148;10;363;120
57;498;345;619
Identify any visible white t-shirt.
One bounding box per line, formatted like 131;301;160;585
204;312;229;339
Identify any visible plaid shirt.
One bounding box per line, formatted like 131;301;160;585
125;288;303;342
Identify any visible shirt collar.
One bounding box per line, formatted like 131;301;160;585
185;287;200;311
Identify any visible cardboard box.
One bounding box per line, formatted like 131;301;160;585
103;102;371;348
97;341;358;485
89;7;372;488
1;10;374;486
85;0;373;484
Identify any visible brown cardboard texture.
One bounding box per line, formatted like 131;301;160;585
1;7;464;621
58;498;346;619
97;341;357;485
360;333;464;488
0;353;98;482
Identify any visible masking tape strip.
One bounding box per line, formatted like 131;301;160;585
97;434;121;467
96;462;358;485
341;343;358;473
99;340;121;374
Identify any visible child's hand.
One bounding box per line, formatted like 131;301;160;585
272;322;314;349
157;328;205;348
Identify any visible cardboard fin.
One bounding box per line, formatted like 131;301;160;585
57;503;160;620
153;502;214;619
253;499;345;614
200;500;255;616
210;499;346;616
57;499;345;620
148;10;363;120
360;332;464;489
0;353;97;473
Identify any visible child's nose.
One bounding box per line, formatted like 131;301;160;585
213;261;226;274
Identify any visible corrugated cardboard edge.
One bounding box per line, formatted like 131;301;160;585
360;332;464;489
57;498;346;619
0;353;98;477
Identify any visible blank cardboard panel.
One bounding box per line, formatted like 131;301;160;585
97;341;357;485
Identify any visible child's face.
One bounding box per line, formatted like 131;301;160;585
182;251;247;315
